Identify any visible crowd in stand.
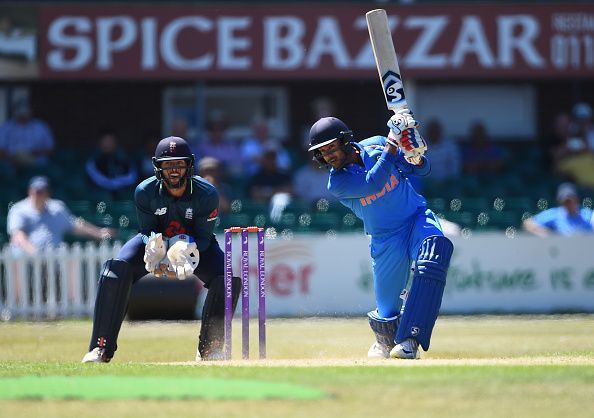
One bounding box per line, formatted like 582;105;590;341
1;96;593;253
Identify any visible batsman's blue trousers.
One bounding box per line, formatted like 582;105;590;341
370;208;444;318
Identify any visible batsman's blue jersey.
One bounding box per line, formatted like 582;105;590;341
328;136;430;236
328;136;444;318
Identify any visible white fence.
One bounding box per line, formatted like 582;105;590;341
2;233;594;320
0;243;120;320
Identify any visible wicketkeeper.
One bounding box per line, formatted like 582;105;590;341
82;136;239;363
307;110;454;359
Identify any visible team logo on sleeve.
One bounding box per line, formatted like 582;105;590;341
207;208;218;222
185;208;193;219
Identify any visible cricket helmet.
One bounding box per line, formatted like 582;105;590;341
152;136;195;181
307;117;354;166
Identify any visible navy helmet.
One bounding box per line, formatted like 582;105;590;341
152;136;195;181
308;117;353;166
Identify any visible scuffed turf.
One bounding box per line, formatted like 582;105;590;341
0;375;326;400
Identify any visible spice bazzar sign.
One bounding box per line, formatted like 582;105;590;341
37;4;594;79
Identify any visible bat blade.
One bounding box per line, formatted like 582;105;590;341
366;9;408;112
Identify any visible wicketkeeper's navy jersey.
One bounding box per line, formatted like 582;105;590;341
328;136;431;237
134;176;219;251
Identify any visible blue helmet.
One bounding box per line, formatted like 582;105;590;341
152;136;195;182
308;117;354;166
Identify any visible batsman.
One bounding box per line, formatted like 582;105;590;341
82;136;239;363
308;112;454;359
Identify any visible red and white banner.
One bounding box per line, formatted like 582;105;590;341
37;4;594;79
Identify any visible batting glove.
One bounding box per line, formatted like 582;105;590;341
143;232;167;273
387;108;419;136
387;128;427;160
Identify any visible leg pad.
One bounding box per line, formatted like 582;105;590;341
89;259;133;358
396;235;454;351
368;310;399;349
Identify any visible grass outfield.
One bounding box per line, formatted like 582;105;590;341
1;316;594;417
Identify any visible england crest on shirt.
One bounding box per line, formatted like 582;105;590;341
185;208;193;220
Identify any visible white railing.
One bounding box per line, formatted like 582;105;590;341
0;242;121;320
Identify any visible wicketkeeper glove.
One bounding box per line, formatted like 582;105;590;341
143;232;167;274
166;235;200;280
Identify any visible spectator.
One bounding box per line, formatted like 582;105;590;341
300;97;337;146
570;102;594;149
293;157;334;203
248;146;292;203
139;134;160;178
423;119;461;182
171;117;194;140
197;156;233;214
522;182;593;237
85;130;137;198
241;119;291;176
462;121;506;177
170;117;199;165
551;125;594;190
197;110;241;176
544;112;571;171
0;99;54;168
7;176;114;255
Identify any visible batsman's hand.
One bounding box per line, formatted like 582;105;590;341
386;109;427;161
387;108;419;136
166;240;200;280
387;128;428;161
143;232;167;273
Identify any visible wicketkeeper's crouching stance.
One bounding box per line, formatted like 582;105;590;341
308;112;454;359
82;136;239;363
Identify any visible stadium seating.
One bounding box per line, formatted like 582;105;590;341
1;139;593;248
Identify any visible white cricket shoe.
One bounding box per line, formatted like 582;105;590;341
390;338;420;360
367;342;392;359
81;347;110;363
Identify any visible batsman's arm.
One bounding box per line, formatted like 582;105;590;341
134;185;159;235
361;135;429;174
329;151;397;199
395;148;431;176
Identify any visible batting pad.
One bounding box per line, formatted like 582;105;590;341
367;310;400;348
396;235;454;351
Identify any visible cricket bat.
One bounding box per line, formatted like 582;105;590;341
366;9;408;113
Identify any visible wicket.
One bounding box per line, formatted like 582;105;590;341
224;226;266;360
